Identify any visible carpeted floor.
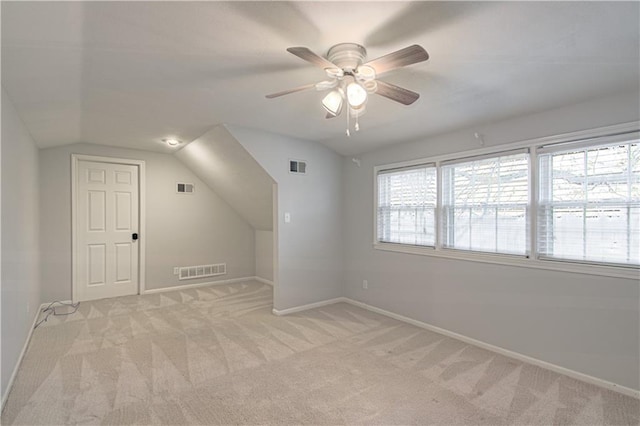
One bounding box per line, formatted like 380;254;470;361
2;280;638;425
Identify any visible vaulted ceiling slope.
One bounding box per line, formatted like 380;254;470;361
2;2;639;156
175;125;274;231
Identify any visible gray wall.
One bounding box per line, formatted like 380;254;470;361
175;126;274;231
255;230;273;282
229;126;343;311
1;88;41;397
343;91;640;391
39;143;255;301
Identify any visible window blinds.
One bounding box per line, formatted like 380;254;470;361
441;151;530;255
377;164;436;246
538;138;639;265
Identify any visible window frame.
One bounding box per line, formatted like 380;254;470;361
373;121;639;280
376;162;438;248
440;148;531;257
536;133;640;266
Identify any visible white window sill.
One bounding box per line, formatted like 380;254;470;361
373;243;639;280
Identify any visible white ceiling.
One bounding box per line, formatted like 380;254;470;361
2;1;639;156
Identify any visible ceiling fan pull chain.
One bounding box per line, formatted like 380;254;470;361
346;107;351;137
355;113;360;132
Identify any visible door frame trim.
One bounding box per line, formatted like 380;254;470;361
71;154;147;302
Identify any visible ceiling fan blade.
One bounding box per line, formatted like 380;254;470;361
364;45;429;75
287;47;339;70
265;83;317;99
375;80;420;105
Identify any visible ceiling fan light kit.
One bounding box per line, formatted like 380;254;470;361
322;89;344;116
346;80;367;108
266;42;429;137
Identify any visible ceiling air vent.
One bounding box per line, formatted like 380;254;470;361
289;159;307;174
177;182;195;194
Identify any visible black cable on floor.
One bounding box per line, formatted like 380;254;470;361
34;301;80;329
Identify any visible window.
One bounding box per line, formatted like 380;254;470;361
538;135;639;265
441;150;530;255
377;164;436;246
373;124;639;276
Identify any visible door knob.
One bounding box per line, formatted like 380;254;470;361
132;233;138;241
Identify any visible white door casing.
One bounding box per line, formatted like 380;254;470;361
72;155;146;302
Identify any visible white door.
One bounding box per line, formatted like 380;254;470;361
76;160;140;301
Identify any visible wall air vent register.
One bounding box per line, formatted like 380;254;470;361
289;159;307;174
176;182;194;193
177;263;226;280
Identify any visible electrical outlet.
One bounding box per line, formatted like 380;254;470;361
173;267;179;275
362;280;368;290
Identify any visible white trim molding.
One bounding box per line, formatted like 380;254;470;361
271;296;640;399
272;297;348;316
373;243;640;280
343;299;639;399
2;303;51;409
142;276;257;295
253;276;274;286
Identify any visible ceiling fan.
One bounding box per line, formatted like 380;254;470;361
265;43;429;135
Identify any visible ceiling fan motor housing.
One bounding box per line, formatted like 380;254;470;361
327;43;367;71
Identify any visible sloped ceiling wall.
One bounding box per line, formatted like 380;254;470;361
175;125;274;231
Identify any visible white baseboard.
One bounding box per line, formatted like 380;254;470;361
253;276;274;286
272;297;348;316
272;295;639;399
143;276;255;295
7;294;637;401
344;298;640;399
40;300;72;308
1;302;51;410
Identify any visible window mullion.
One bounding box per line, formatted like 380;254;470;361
583;150;588;259
530;146;537;259
436;162;442;250
627;144;632;263
496;158;501;251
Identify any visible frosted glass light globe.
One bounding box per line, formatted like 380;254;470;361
322;90;343;116
346;83;367;108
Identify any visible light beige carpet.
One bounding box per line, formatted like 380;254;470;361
2;280;638;425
